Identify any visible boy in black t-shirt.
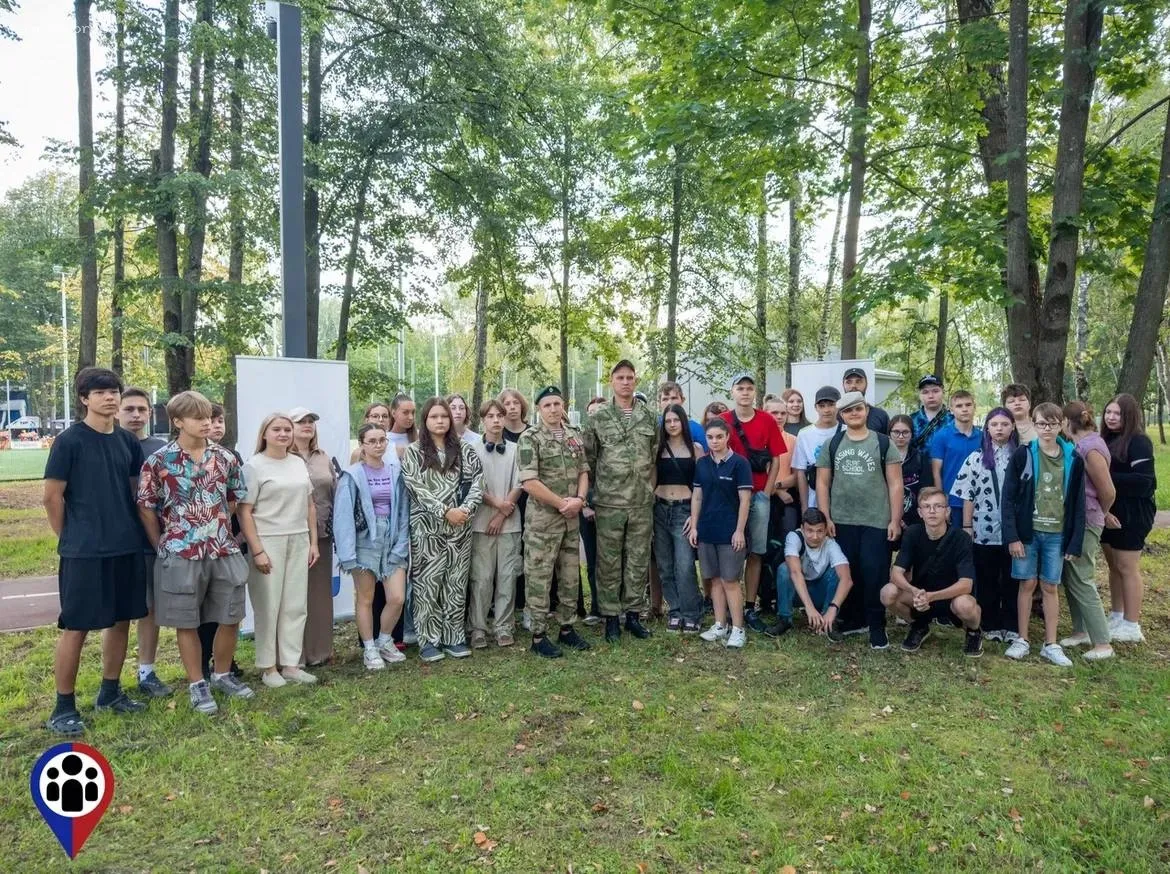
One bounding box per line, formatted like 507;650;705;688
43;368;149;735
880;487;983;656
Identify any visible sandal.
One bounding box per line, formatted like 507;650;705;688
667;616;682;631
46;710;86;736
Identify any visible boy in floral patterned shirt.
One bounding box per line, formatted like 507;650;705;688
136;391;255;715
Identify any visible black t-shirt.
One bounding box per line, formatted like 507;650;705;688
44;422;145;558
894;524;975;593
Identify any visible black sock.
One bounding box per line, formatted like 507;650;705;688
53;692;77;717
96;677;121;703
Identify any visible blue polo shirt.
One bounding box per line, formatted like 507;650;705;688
928;423;983;508
693;450;752;544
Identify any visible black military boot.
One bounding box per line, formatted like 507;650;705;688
604;616;622;643
558;625;591;651
624;611;651;639
531;635;563;659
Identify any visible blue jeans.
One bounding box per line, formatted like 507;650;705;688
776;564;840;620
653;499;702;623
1012;530;1064;584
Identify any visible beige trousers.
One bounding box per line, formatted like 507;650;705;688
248;532;310;670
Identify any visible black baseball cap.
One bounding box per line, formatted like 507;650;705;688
842;367;866;382
814;386;841;405
917;374;942;390
610;359;637;375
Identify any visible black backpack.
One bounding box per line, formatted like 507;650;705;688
807;427;892;488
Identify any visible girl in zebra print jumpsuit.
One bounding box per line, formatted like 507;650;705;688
402;398;484;660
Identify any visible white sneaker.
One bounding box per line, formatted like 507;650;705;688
724;627;747;649
1111;620;1145;643
1004;639;1031;660
1002;631;1020;643
1060;632;1091;648
379;643;405;664
1039;643;1073;667
700;622;728;642
1107;613;1124;631
363;648;386;670
282;667;318;684
261;671;287;688
1083;646;1115;661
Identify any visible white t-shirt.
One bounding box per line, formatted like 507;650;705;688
241;452;312;536
472;441;521;534
460;429;483;445
785;530;848;581
792;424;839;508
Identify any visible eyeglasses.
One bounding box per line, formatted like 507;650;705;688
1034;421;1061;430
919;504;948;512
889;429;912;437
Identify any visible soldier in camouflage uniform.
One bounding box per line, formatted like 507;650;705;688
582;360;659;642
518;386;592;658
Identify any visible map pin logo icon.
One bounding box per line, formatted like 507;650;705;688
30;743;115;859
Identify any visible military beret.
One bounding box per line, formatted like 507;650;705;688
535;385;562;404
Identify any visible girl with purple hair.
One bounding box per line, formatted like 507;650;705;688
949;408;1018;642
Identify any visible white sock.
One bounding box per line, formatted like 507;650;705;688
363;639;378;651
1109;611;1123;621
211;671;231;681
138;663;154;681
375;633;393;648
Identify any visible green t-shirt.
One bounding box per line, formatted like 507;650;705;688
1033;448;1065;533
816;430;902;529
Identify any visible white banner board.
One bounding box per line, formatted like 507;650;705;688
234;356;353;633
790;359;877;410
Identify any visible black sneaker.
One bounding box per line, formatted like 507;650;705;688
94;692;147;714
826;620;845;643
624;612;651;639
870;627;890;651
901;623;931;653
681;619;702;634
531;635;563;659
604;616;621;643
763;617;793;638
964;628;984;658
557;626;592;651
137;671;174;698
745;608;767;633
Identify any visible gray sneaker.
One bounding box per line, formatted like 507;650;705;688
210;672;256;699
189;680;219;715
137;670;174;698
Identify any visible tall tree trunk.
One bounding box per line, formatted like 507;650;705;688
110;0;126;374
1074;246;1092;400
336;159;373;362
559;123;572;394
754;178;768;391
74;0;99;373
1035;0;1104;404
786;176;802;385
1116;103;1170;400
181;0;216;387
840;0;871;360
1155;341;1168;444
157;0;183;397
819;179;846;359
666;147;683;381
471;273;489;426
223;0;247;450
934;288;949;378
959;0;1044;388
305;26;322;358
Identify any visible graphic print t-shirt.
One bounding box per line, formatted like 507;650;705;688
815;430;902;528
1033;449;1065;533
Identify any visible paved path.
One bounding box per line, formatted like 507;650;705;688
0;575;58;631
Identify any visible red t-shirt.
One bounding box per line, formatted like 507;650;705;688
721;409;787;492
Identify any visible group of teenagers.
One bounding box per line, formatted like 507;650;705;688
39;360;1156;734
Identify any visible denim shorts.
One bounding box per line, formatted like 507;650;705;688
747;491;771;555
1011;530;1064;584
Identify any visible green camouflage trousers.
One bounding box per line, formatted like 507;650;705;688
524;516;580;636
594;504;652;616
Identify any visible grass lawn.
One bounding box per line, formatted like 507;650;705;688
2;535;1169;872
0;447;49;483
0;480;56;578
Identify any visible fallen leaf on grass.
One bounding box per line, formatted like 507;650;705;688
1001;787;1014;796
1052;722;1064;733
358;866;370;874
780;867;797;874
323;862;337;870
327;797;343;810
473;831;498;851
164;793;177;802
118;805;133;815
881;705;894;715
864;804;878;814
1009;808;1023;822
900;792;911;801
635;863;649;874
514;743;527;751
1143;796;1156;809
632;700;645;711
591;802;609;814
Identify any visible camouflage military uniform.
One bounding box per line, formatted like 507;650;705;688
582;399;659;616
517;419;590;636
